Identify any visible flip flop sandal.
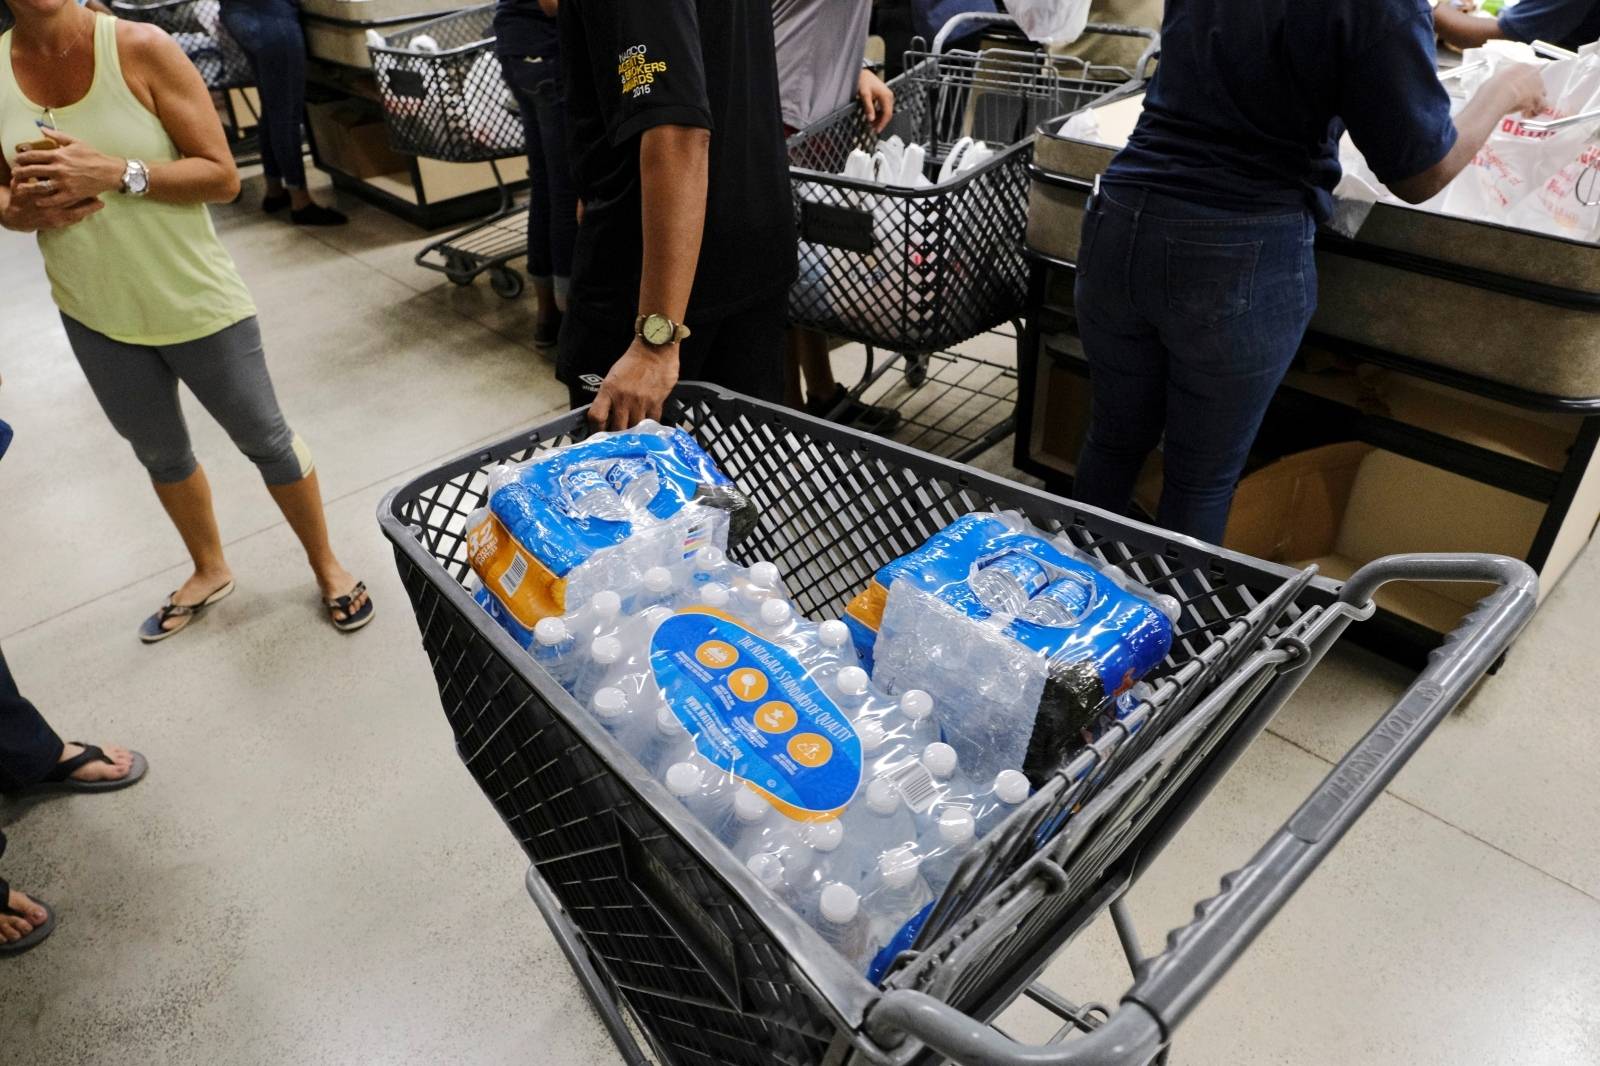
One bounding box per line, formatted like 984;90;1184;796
0;878;55;957
324;581;375;634
14;743;148;795
138;580;235;644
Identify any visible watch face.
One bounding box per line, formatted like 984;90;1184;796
642;314;674;345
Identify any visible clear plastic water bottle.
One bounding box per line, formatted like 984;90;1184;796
569;590;623;645
862;847;934;948
899;689;939;751
919;742;974;829
573;634;623;706
817;619;855;659
698;582;732;610
590;686;647;751
831;665;872;714
532;616;578;689
919;807;977;894
972;769;1030;837
635;566;676;612
817;883;872;966
726;788;777;854
838;777;917;882
746;851;797;905
565;467;630;522
639;704;693;777
968;553;1051;615
758;598;794;635
664;757;737;826
1018;574;1096;627
788;819;846;913
603;457;660;512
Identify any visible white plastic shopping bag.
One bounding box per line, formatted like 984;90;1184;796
1005;0;1092;45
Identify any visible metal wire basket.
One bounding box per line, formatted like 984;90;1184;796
109;0;253;91
368;3;523;164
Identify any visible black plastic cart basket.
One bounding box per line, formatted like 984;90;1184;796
788;16;1156;464
379;383;1534;1066
109;0;254;91
368;4;529;297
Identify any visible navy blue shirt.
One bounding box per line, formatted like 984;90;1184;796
1500;0;1600;50
494;0;560;61
1105;0;1458;221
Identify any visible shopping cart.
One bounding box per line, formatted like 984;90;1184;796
787;17;1157;463
368;4;530;298
379;382;1534;1066
109;0;254;91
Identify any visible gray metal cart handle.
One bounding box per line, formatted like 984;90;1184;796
867;553;1538;1066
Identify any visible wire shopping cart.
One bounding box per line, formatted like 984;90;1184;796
379;382;1535;1066
368;4;530;298
787;17;1157;464
108;0;254;91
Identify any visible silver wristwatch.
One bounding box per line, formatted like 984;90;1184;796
120;158;150;197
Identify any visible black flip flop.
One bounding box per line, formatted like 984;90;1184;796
0;878;55;957
138;580;235;644
14;743;148;795
324;581;375;634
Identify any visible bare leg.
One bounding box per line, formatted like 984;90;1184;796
265;470;366;621
152;466;236;631
796;328;838;406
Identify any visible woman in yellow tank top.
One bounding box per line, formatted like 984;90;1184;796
0;0;374;640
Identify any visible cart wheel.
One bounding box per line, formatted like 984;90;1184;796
444;255;475;287
905;353;930;388
490;267;525;300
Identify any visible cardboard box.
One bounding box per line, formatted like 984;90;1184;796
307;99;408;180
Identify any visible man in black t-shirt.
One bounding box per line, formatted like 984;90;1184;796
558;0;798;428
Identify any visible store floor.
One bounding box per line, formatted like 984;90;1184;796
1;173;1597;1065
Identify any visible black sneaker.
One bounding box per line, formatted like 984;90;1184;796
262;192;290;214
806;384;902;434
290;203;348;227
535;308;563;350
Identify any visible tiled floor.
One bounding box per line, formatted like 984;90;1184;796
1;171;1597;1065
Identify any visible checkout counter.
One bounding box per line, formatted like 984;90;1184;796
1018;91;1600;664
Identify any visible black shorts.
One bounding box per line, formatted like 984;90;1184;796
556;293;788;410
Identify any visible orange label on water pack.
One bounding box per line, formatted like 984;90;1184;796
466;512;566;626
844;579;889;634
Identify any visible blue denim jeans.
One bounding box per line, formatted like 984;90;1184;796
1072;183;1317;544
499;52;576;294
220;0;309;188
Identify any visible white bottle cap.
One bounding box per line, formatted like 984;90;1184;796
733;789;769;823
817;620;851;649
592;687;627;719
879;849;922;889
664;761;702;798
695;545;726;568
804;819;843;852
994;769;1030;805
1154;594;1182;623
590;635;622;665
534;617;570;647
747;852;785;890
748;561;780;589
923;742;958;779
759;599;793;627
866;777;900;815
700;582;731;608
656;705;686;736
820;882;860;924
591;590;622;620
641;605;674;625
836;666;870;697
644;566;674;594
856;719;887;754
938;807;976;844
900;689;933;720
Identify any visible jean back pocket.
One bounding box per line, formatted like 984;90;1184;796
1165;237;1261;327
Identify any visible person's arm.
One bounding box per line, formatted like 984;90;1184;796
1434;2;1507;49
858;67;894;133
538;0;557;15
9;21;239;208
1389;64;1547;202
0;150;106;233
589;125;709;430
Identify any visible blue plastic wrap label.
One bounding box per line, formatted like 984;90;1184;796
651;608;862;821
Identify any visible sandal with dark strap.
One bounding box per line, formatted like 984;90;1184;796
324;581;375;634
0;878;55;957
138;580;236;644
13;743;148;795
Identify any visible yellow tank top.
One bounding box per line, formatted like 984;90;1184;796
0;15;256;345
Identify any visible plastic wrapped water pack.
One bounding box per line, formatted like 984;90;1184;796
845;512;1177;786
465;421;756;647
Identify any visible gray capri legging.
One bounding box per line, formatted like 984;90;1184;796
61;315;313;486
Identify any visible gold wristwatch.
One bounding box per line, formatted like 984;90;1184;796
635;312;692;347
